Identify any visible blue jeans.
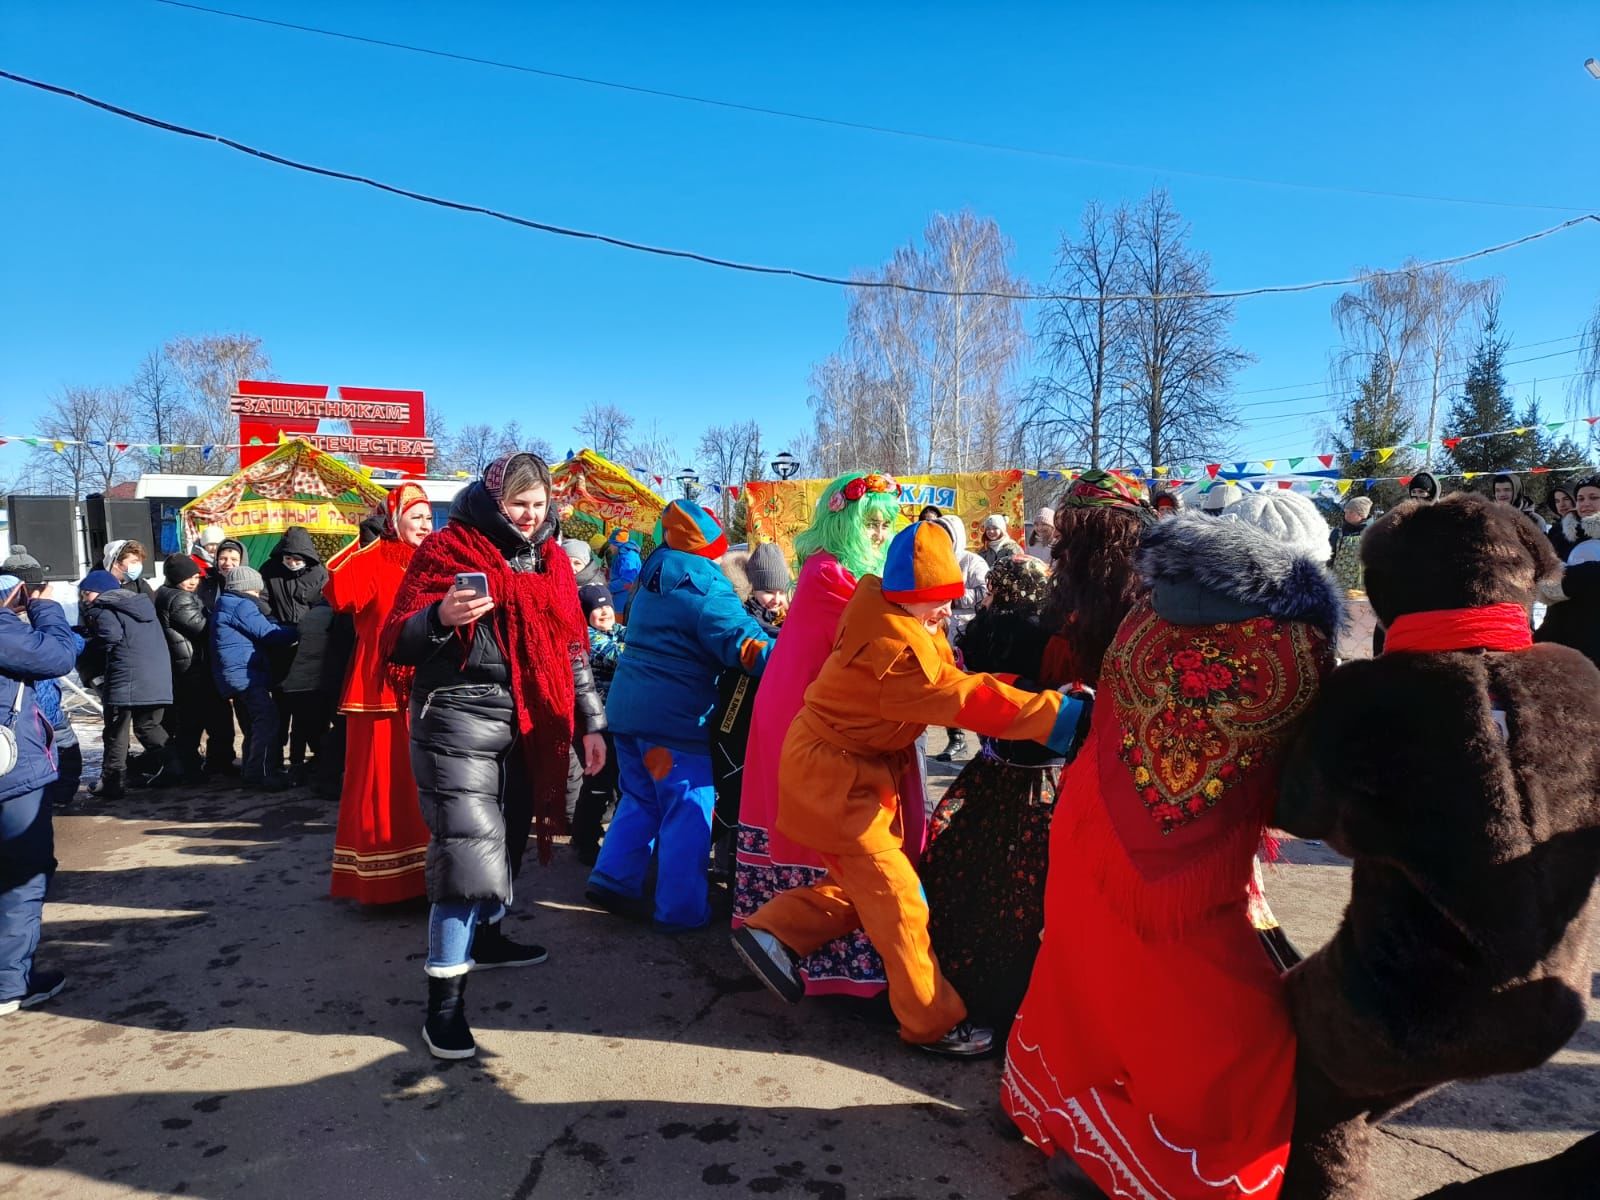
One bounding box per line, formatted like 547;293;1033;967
588;735;715;931
425;899;506;974
0;786;54;1000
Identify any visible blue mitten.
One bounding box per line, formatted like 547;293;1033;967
1044;684;1095;760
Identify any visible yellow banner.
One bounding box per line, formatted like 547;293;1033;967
216;499;372;540
744;470;1026;559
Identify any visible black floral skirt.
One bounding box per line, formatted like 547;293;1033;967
921;751;1058;1032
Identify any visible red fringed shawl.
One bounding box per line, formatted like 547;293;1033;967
382;521;587;865
1080;597;1334;937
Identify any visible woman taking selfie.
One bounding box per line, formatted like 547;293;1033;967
385;453;606;1060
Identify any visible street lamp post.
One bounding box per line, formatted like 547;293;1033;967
674;467;701;501
771;450;800;480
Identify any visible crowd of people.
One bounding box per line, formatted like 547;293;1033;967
3;456;1600;1197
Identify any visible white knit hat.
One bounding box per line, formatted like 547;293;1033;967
1223;491;1329;561
1199;481;1242;512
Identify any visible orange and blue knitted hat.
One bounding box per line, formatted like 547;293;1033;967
660;499;728;559
881;521;965;605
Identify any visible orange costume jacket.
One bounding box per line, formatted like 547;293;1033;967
323;537;414;715
776;578;1071;857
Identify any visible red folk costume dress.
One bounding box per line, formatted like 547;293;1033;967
1003;570;1335;1200
325;487;432;903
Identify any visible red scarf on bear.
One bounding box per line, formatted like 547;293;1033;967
384;515;586;865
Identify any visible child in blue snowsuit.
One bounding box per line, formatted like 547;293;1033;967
587;501;774;930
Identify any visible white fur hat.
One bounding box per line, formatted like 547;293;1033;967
1222;490;1329;562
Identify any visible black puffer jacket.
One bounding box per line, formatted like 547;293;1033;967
81;589;173;707
154;585;208;678
391;481;606;904
262;527;330;624
280;599;340;695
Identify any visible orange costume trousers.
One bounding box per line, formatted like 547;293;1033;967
745;847;965;1043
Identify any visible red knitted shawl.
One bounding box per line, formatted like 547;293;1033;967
383;520;586;864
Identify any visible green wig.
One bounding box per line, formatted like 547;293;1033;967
792;472;905;580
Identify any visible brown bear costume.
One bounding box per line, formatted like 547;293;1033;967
1273;493;1600;1199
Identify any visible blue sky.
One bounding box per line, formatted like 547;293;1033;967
2;1;1598;483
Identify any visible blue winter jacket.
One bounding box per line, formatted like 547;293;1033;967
0;598;79;804
605;548;774;755
33;630;85;730
211;593;297;695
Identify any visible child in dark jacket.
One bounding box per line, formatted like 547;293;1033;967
210;566;298;789
77;569;173;801
570;584;624;865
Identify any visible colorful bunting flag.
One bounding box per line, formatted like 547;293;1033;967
1409;441;1430;452
1336;480;1352;496
1442;437;1462;450
51;440;64;453
1261;459;1275;471
1205;464;1220;479
1377;447;1396;463
1317;454;1334;468
1288;457;1304;470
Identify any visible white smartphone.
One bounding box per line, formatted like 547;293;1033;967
453;571;490;600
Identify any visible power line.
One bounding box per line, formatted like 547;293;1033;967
1226;332;1585;399
1229;344;1592;417
147;0;1591;216
5;68;1599;304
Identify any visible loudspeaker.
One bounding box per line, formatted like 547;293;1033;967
5;496;81;581
84;495;156;565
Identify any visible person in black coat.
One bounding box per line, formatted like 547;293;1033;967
155;556;209;783
262;527;331;775
77;569;173;801
278;594;337;782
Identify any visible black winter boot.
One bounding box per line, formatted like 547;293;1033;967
422;970;476;1059
469;922;548;970
92;771;126;802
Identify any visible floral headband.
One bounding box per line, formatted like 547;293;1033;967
828;473;899;513
1064;469;1149;512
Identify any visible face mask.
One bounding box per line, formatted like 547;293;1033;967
284;560;306;573
125;561;144;582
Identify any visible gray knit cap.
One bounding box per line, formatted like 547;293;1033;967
742;542;791;593
226;565;265;594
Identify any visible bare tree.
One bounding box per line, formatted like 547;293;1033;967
627;420;680;495
1330;263;1431;437
165;333;270;474
127;349;202;471
809;210;1029;477
574;402;636;462
1024;200;1134;470
1120;190;1250;468
1415;270;1497;465
1576;298;1600;447
696;422;764;526
25;386;138;498
450;423;504;475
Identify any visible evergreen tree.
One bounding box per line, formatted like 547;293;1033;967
1326;353;1415;507
1444;306;1520;480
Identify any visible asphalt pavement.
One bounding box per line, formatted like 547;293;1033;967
1;739;1596;1199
